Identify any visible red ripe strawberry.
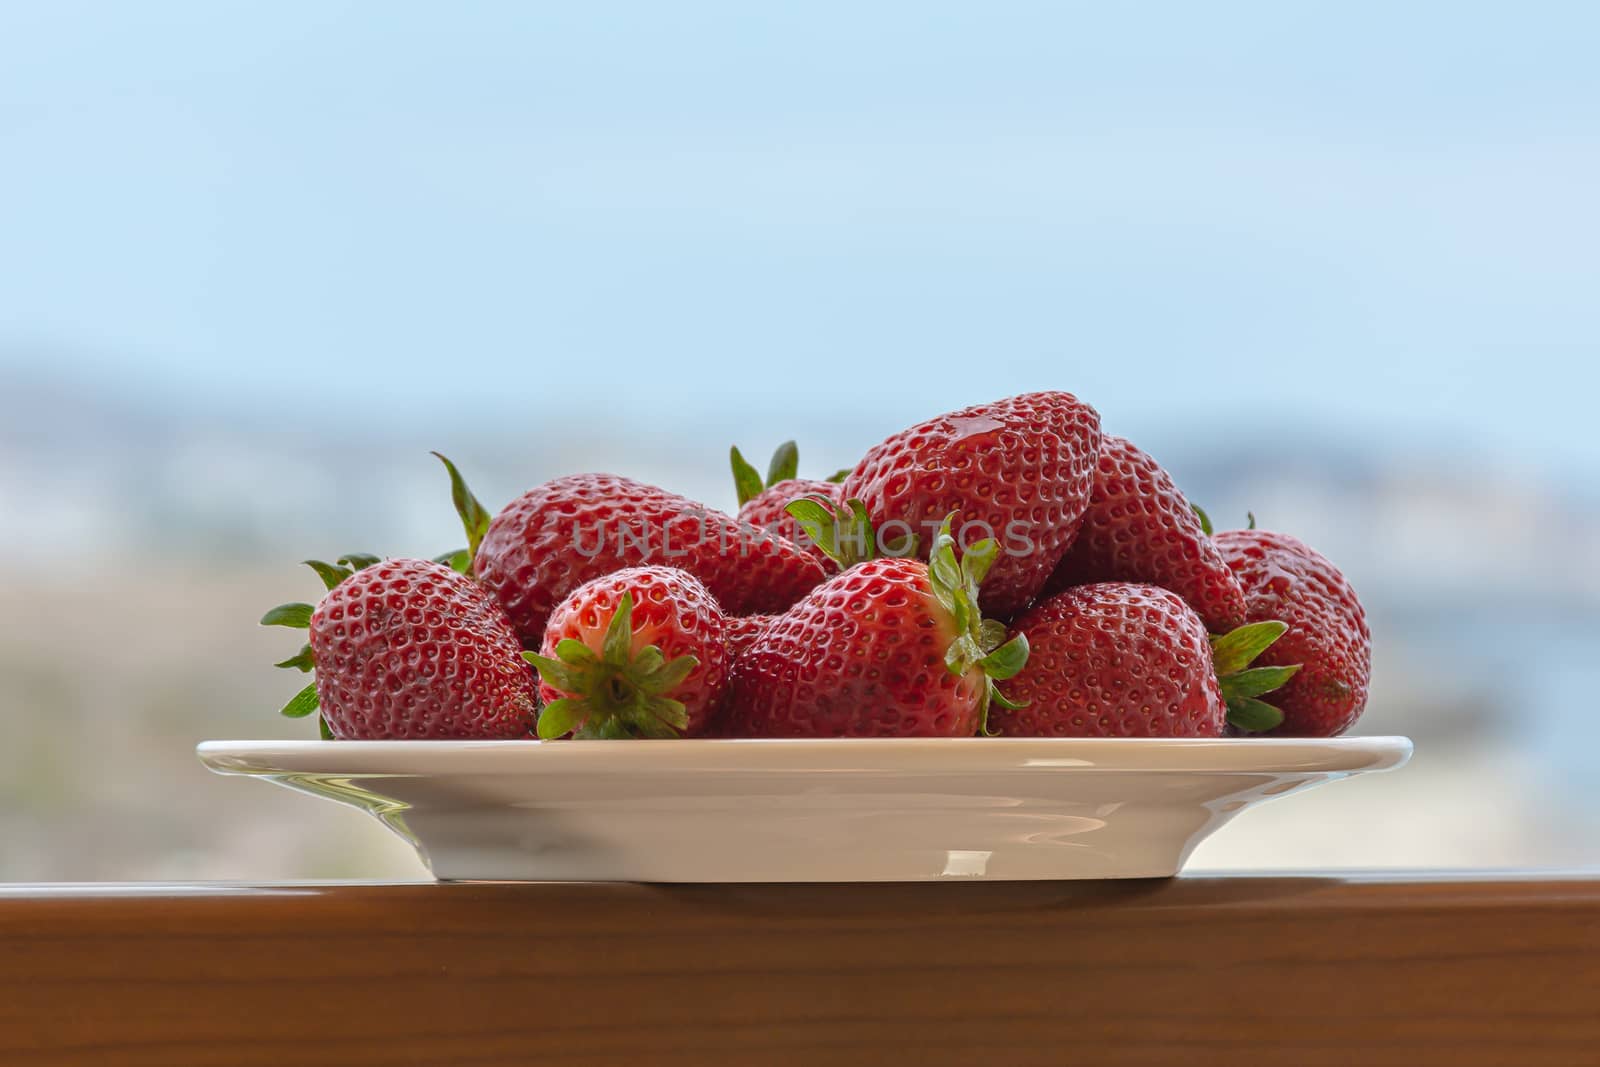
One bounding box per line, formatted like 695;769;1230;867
1213;528;1371;736
262;557;538;739
434;455;827;644
840;391;1101;620
731;441;848;569
724;518;1029;737
990;582;1299;738
527;566;728;739
725;613;776;658
1042;435;1247;632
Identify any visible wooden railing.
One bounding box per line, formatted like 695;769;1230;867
2;874;1597;1065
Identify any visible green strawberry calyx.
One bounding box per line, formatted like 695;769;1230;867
1191;504;1262;535
522;592;699;740
1211;620;1300;732
259;554;383;739
926;515;1030;734
729;440;800;507
784;495;880;569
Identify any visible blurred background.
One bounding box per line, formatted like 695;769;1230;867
1;2;1596;880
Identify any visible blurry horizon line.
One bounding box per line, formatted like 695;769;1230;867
3;347;1591;496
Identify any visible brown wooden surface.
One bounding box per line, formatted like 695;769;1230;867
1;875;1597;1066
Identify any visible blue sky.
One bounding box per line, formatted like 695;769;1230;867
2;2;1597;471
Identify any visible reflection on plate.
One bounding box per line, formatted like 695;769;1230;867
198;736;1411;882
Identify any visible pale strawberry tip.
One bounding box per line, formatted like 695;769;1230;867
523;592;701;741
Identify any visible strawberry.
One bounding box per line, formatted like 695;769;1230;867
725;613;776;658
262;557;538;739
731;441;848;569
989;581;1298;738
1213;527;1371;736
840;391;1101;620
724;518;1029;737
434;455;827;644
1042;435;1247;632
526;566;728;739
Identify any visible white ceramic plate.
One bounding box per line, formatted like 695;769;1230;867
198;736;1411;882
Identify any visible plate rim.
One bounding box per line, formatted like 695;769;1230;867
198;735;1413;776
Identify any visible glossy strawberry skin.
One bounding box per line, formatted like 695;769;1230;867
475;474;827;644
737;478;845;570
724;558;986;738
724;613;776;659
991;582;1225;738
1043;435;1247;632
308;559;538;739
841;391;1101;620
539;566;729;737
1213;529;1370;737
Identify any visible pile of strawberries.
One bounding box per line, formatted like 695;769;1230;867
264;391;1371;742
